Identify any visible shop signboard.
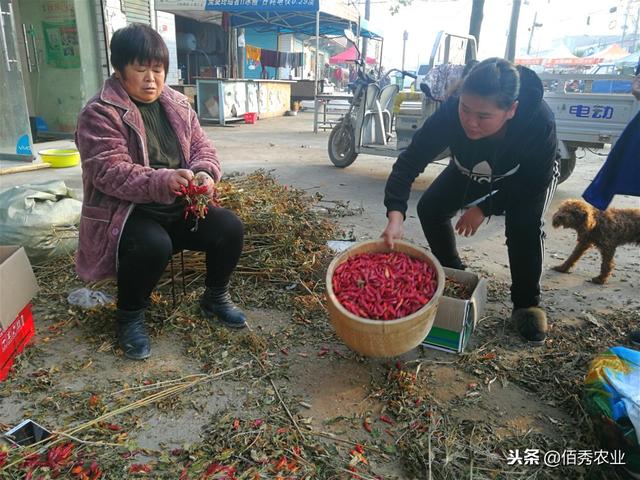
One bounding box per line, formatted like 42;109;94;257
204;0;319;11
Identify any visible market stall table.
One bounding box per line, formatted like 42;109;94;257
196;79;294;125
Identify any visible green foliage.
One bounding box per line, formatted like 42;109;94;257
389;0;414;15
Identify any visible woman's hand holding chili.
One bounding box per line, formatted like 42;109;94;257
195;171;216;198
455;206;485;237
168;169;194;194
382;211;405;249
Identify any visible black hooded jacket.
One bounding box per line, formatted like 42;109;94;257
384;66;558;217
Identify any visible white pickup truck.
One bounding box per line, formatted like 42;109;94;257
540;72;639;182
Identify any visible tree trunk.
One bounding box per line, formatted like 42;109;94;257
362;0;371;63
467;0;484;62
504;0;522;62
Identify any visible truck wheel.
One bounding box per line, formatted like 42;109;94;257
557;148;577;184
328;121;358;168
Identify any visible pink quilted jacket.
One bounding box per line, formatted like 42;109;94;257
75;76;221;281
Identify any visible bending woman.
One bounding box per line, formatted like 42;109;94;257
75;24;245;360
382;58;558;345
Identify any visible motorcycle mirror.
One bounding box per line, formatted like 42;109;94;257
420;82;433;97
344;29;358;45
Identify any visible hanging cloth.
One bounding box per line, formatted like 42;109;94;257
291;52;304;68
246;45;261;63
260;49;279;68
277;52;294;68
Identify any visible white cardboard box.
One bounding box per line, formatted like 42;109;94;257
422;267;487;353
0;246;39;331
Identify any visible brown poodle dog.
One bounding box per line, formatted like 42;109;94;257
551;199;640;284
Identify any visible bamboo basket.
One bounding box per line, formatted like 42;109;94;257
325;239;445;358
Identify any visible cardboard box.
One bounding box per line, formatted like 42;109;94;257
422;267;487;354
0;246;39;380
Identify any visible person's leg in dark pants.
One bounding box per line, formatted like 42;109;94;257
417;165;488;269
506;177;558;344
117;212;174;359
171;207;244;288
118;213;174;310
171;207;246;328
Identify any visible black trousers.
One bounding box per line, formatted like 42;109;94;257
417;165;557;309
117;207;244;311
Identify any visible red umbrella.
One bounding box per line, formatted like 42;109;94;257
330;46;376;65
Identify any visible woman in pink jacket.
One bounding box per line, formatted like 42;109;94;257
75;24;245;360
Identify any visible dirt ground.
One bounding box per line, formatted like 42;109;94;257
1;111;638;479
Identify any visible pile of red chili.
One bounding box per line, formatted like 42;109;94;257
332;252;437;321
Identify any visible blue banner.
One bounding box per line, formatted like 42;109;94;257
205;0;319;11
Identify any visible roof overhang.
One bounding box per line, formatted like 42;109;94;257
155;0;366;38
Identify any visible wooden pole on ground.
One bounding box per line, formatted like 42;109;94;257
0;163;51;175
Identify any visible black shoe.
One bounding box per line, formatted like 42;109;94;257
512;307;548;346
116;308;151;360
200;285;247;329
442;257;467;271
630;330;640;347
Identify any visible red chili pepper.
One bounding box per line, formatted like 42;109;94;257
333;252;437;321
71;465;84;474
362;420;372;433
275;456;288;470
380;415;394;425
177;179;219;223
129;463;152;473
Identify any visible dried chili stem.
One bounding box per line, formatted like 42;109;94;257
250;352;305;439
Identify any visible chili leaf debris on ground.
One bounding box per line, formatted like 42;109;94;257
0;170;635;479
443;277;473;300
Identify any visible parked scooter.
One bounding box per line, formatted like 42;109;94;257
328;30;475;169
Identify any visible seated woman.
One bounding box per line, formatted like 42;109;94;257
75;24;245;360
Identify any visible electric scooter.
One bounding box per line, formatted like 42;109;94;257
328;30;477;168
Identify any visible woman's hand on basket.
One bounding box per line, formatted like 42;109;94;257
382;211;404;249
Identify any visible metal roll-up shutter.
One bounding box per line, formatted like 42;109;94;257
122;0;151;25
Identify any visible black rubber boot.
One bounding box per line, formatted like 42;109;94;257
512;307;548;346
116;308;151;360
630;329;640;347
200;285;247;329
447;258;467;271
